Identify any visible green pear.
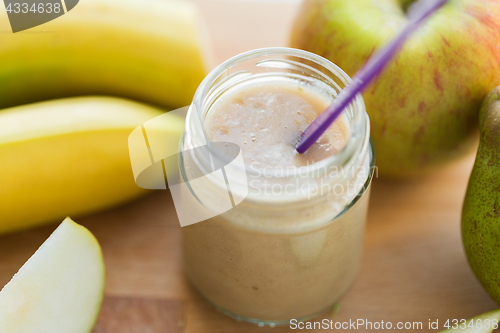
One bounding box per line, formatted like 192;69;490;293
0;218;105;333
462;86;500;305
290;0;500;177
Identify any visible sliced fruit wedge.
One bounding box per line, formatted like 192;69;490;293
0;218;105;333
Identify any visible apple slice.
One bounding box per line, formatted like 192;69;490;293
0;218;105;332
439;309;500;333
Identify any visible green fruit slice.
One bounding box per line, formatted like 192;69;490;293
0;218;105;332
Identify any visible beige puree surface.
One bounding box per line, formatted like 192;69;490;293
182;80;371;322
205;81;349;168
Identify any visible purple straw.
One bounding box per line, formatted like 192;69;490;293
296;0;448;154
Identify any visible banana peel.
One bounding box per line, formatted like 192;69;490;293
0;0;213;109
0;97;185;235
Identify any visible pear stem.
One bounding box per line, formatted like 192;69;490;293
295;0;448;154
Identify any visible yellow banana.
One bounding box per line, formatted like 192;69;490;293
0;0;212;109
0;97;185;235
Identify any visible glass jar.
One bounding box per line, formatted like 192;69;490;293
179;47;374;326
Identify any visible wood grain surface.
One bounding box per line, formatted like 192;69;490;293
1;1;498;332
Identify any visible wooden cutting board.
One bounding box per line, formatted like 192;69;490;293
0;1;498;332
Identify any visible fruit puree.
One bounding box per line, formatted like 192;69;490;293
182;79;370;323
205;81;349;168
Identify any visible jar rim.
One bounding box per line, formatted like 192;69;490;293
186;47;371;182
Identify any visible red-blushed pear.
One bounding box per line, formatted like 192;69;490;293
291;0;500;177
0;218;105;333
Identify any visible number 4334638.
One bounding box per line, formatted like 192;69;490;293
443;318;499;330
6;3;61;14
